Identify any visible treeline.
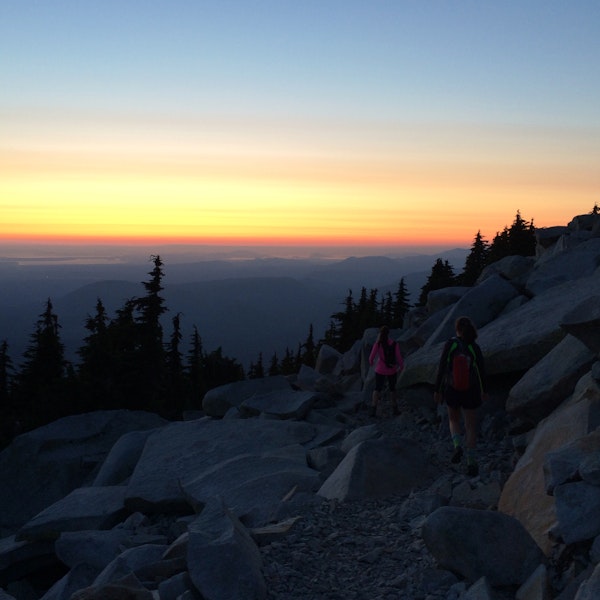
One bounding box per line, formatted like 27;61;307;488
247;278;412;378
418;210;536;304
0;210;539;445
248;210;538;371
0;256;244;443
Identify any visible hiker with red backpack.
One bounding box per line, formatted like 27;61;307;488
368;325;404;417
434;316;488;476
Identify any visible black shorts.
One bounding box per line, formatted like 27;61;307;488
444;386;482;410
375;372;397;392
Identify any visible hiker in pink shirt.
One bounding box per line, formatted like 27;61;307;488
368;325;404;417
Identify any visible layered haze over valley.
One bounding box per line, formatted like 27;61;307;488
0;244;468;369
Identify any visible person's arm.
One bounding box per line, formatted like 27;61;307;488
433;340;451;402
474;343;488;396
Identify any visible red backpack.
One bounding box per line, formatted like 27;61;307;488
447;339;477;391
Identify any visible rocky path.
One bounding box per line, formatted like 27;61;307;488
260;401;518;599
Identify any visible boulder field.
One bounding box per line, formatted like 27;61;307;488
1;211;600;599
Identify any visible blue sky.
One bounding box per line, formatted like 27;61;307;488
1;1;599;252
3;1;598;123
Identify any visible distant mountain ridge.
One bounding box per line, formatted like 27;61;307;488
0;248;468;368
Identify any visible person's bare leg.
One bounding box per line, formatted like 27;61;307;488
463;409;478;449
447;405;463;463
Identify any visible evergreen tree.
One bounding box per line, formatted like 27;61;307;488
105;298;139;409
321;319;338;348
392;278;410;328
13;299;69;428
0;340;12;412
381;291;394;326
280;347;296;375
360;288;379;331
186;326;206;410
0;340;17;447
203;347;244;389
268;352;281;376
488;227;510;264
508;210;536;256
301;324;317;368
77;298;113;410
164;312;186;416
134;255;168;411
357;287;368;323
592;202;599;215
418;259;456;306
488;211;536;263
328;290;356;352
248;353;265;379
459;231;490;286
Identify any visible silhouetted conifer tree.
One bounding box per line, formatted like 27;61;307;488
301;324;317;368
326;290;354;352
321;319;338;348
381;291;394;326
0;340;12;411
13;299;70;428
0;340;18;447
459;231;490;286
248;352;265;379
164;312;186;416
203;347;244;389
418;259;457;306
186;326;206;410
280;347;296;375
507;210;536;256
77;298;113;410
268;353;281;376
105;298;139;409
392;278;410;328
134;255;168;411
359;288;379;332
488;211;536;263
488;227;510;264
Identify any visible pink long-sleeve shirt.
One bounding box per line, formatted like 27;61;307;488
369;339;404;375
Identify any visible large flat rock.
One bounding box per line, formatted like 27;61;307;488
125;418;338;514
399;270;600;388
0;411;166;535
17;486;128;542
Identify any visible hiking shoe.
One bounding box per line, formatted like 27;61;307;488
466;463;479;477
451;446;463;464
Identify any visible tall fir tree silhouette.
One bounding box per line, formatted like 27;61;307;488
77;298;113;410
459;231;490;286
418;259;456;306
134;255;168;411
13;299;69;428
392;278;411;327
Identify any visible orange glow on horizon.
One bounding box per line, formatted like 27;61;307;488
1;228;471;248
2;114;598;251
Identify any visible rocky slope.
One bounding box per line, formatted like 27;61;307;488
0;211;599;600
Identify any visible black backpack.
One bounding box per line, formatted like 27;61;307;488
382;340;397;368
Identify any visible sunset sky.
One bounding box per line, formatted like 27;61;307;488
1;1;599;254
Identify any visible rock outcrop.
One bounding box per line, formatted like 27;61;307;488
1;210;600;599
